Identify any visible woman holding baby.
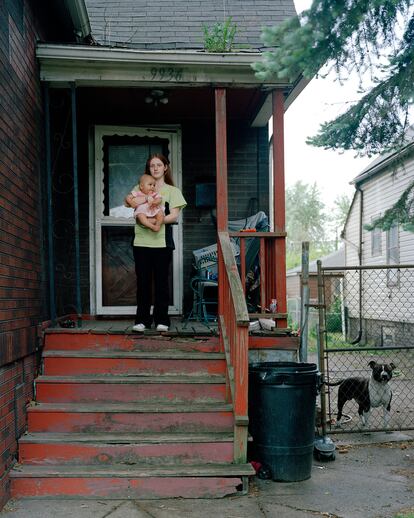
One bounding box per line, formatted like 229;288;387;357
125;154;186;333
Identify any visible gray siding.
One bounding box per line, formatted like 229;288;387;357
343;153;414;327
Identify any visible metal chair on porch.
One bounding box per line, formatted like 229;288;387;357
184;275;218;327
183;242;227;328
183;212;270;327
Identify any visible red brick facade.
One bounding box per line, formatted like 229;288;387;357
0;0;47;506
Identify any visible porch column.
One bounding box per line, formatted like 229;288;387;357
43;83;56;324
70;83;82;325
272;90;287;325
215;88;228;321
215;88;228;232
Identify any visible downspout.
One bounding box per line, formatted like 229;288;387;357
351;186;363;344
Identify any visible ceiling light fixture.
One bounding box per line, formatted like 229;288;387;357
144;89;169;107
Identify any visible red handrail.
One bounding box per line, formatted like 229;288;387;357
217;232;249;463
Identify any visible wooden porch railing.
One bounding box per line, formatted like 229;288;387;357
218;230;289;462
230;231;288;328
217;231;250;464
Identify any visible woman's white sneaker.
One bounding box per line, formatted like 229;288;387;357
156;324;169;332
132;323;146;332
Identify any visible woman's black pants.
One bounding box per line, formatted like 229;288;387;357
133;246;172;327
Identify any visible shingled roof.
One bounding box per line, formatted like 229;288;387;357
84;0;297;51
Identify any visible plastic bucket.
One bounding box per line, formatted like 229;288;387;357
249;361;319;482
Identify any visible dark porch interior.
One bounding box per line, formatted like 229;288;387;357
47;86;271;317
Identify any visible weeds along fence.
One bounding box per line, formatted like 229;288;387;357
311;264;414;433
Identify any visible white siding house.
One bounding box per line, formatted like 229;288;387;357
341;140;414;347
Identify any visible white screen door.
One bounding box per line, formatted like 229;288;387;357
90;125;183;315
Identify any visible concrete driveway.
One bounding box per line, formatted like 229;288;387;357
2;432;413;518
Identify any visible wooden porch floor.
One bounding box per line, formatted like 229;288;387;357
48;317;295;339
49;317;218;336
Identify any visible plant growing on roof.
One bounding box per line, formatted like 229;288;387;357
203;17;237;52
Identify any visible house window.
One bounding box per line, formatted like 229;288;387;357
386;224;399;287
371;218;382;256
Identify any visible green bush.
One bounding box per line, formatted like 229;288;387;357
326;312;342;333
326;296;342;332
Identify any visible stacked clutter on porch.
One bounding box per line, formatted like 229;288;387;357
10;329;254;499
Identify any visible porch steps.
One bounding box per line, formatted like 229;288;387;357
35;374;227;403
10;334;254;499
41;350;225;376
10;464;252;499
18;432;234;465
43;332;221;352
26;402;235;433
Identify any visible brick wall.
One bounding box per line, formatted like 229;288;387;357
0;0;48;507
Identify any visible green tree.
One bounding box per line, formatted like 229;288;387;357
254;0;414;231
332;193;351;229
330;193;352;249
285;181;334;268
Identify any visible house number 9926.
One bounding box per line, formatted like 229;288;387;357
150;67;184;81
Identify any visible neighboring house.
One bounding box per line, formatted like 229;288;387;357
342;136;414;347
287;248;344;326
1;0;303;505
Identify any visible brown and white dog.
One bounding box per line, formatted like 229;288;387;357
326;361;395;428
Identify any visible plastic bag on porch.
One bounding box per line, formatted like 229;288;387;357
229;211;269;311
191;211;268;302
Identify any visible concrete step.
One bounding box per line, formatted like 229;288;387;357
27;402;234;433
42;351;225;377
35;374;227;404
19;432;234;465
10;463;254;499
44;332;221;353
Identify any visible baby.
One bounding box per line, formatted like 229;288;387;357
130;174;164;232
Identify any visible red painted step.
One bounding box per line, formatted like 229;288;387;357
44;332;221;353
27;403;234;433
19;432;234;465
42;351;225;377
10;328;253;500
35;375;226;404
10;464;253;499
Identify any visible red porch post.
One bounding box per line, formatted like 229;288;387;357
215;88;228;231
215;88;228;322
272;90;287;327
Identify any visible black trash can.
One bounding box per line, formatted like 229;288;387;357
249;362;319;482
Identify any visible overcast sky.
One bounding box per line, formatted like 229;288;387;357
284;0;372;208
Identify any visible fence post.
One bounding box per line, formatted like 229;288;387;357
300;242;310;362
317;260;328;436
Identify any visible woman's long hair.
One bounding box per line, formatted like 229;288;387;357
145;153;174;186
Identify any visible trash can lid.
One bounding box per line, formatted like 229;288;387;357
249;362;317;373
249;362;319;385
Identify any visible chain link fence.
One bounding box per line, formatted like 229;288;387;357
296;264;414;433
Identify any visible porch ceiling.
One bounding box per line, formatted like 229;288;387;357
77;86;266;124
37;44;302;126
